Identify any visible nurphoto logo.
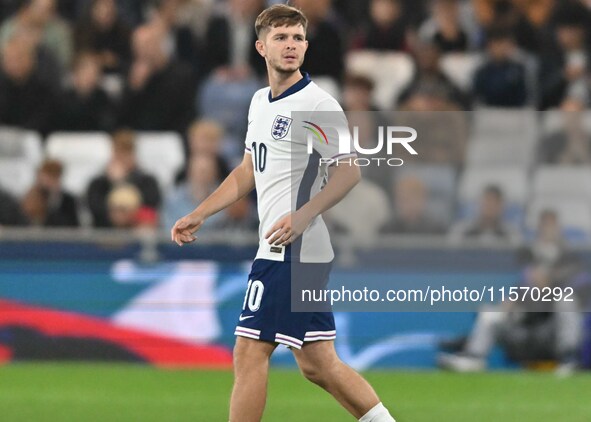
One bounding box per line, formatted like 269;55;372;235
304;123;418;167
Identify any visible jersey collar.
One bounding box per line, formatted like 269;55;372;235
268;72;312;103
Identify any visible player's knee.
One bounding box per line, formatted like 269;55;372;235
300;363;326;387
299;359;337;388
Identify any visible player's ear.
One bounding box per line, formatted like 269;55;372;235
255;39;266;58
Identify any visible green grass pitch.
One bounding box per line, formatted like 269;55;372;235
0;364;590;421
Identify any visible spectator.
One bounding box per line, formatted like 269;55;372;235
472;0;548;53
187;119;227;165
174;0;214;42
384;174;447;234
440;210;584;373
55;0;80;22
292;0;345;81
0;33;59;135
400;0;431;29
216;195;257;231
57;52;115;132
169;135;256;231
473;28;528;107
448;185;521;245
106;183;143;229
394;110;469;165
352;0;407;52
87;130;161;227
518;210;580;273
342;73;378;112
145;0;201;75
418;0;470;52
203;0;266;78
0;187;28;226
539;98;591;164
398;42;470;110
21;159;79;227
162;154;223;230
176;119;230;184
0;0;73;69
198;1;264;160
387;40;471;165
118;25;195;133
325;179;391;245
115;0;146;27
332;0;370;33
539;6;590;110
73;0;132;73
341;74;395;186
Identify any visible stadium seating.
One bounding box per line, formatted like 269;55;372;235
197;75;262;155
532;166;591;201
395;165;457;227
346;50;414;110
458;166;529;225
519;52;540;107
326;178;391;244
45;132;112;197
135;132;185;193
440;52;483;92
0;127;43;198
472;107;539;146
542;109;591;135
459;167;529;206
465;137;535;168
527;198;591;242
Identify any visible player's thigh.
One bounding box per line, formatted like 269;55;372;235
233;336;277;369
292;340;339;376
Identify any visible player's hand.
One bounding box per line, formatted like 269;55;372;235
171;212;205;246
265;210;312;246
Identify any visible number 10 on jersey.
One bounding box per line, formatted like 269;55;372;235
252;142;267;173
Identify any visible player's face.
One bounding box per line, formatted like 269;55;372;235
257;25;308;74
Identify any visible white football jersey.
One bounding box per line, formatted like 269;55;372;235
245;73;356;263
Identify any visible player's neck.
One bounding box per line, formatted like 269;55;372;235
268;69;303;99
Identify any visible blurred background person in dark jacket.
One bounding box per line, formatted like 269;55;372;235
87;130;160;227
21;159;79;227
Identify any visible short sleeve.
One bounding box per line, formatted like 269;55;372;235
244;91;259;155
309;98;357;163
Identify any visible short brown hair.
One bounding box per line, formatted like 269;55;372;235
255;4;308;39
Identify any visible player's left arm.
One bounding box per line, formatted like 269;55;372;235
265;162;360;246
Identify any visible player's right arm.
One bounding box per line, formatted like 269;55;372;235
171;152;255;246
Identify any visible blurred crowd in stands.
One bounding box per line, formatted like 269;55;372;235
1;0;590;371
0;0;590;243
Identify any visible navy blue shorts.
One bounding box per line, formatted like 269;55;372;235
234;259;335;349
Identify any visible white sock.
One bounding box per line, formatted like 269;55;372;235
358;402;396;422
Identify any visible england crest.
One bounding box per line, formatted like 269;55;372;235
271;115;292;140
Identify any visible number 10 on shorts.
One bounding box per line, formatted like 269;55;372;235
243;279;264;312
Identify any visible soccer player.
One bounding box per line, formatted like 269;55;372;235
171;4;396;422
